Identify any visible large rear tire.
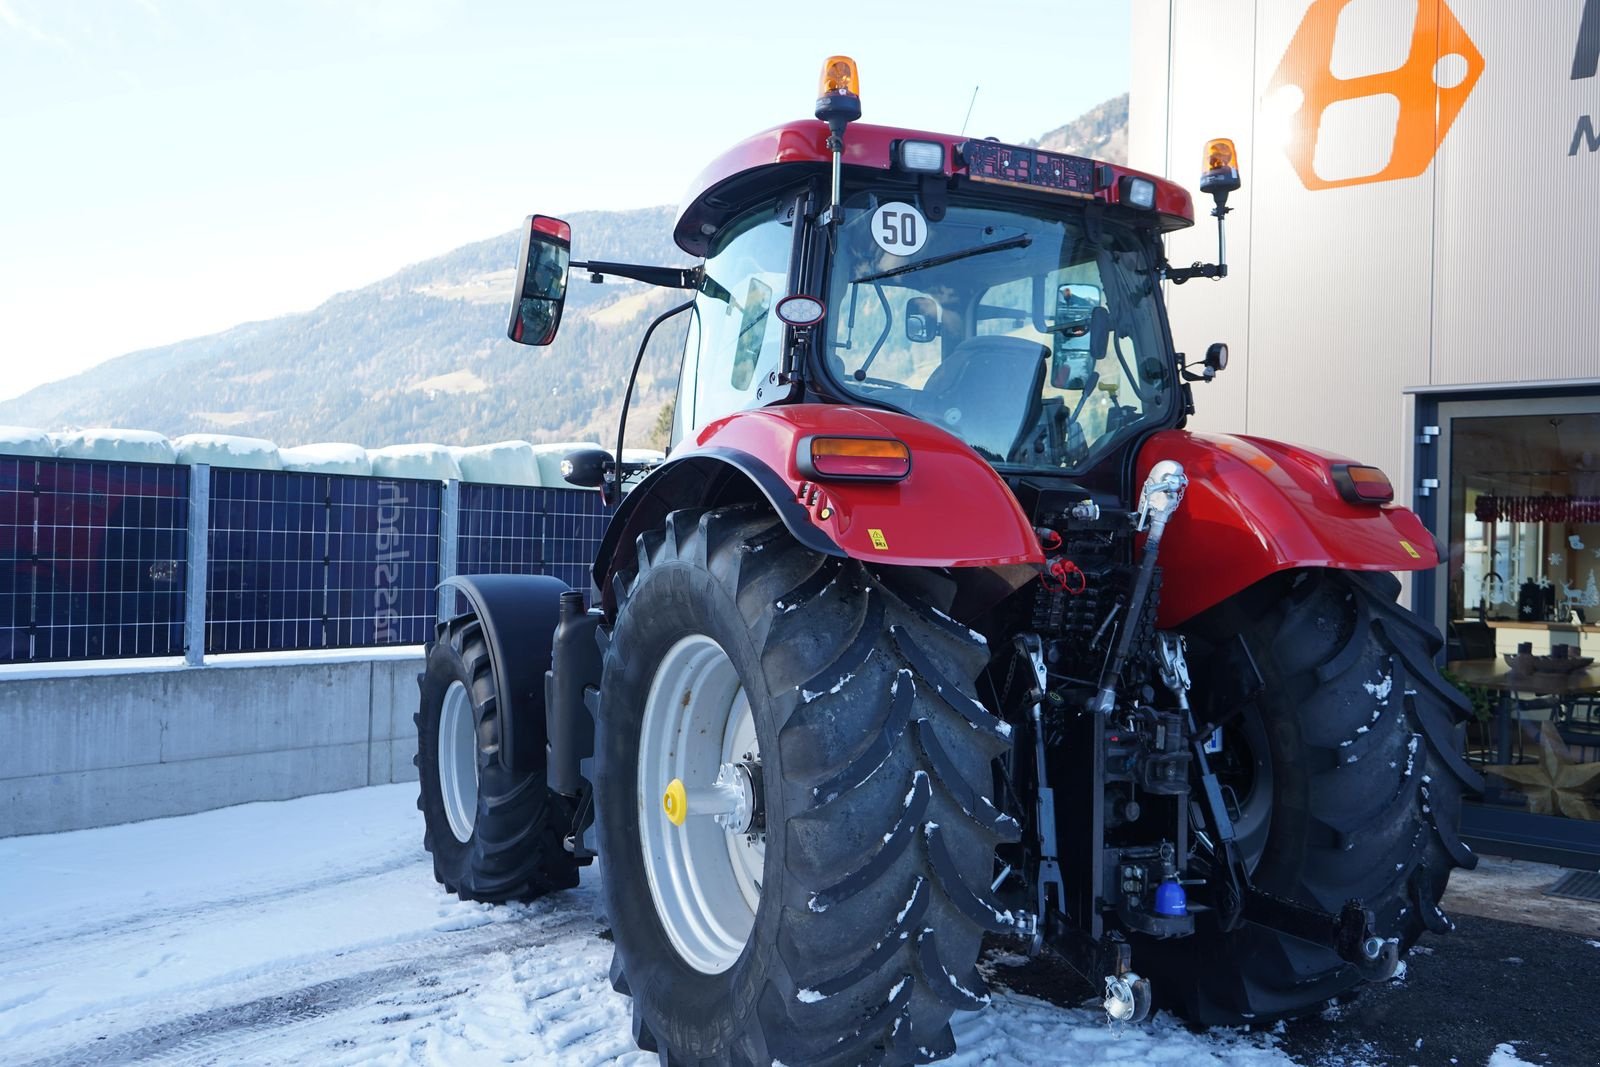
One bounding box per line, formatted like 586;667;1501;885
1146;568;1482;1024
415;612;580;902
596;505;1017;1066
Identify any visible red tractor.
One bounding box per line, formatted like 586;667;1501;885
416;57;1480;1066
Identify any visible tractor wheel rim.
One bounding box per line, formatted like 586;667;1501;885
1218;710;1273;872
639;633;764;975
439;679;478;843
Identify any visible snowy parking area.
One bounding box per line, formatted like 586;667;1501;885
0;785;1525;1066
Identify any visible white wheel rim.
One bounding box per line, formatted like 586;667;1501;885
638;634;765;975
439;680;478;843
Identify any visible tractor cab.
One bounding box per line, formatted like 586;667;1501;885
507;55;1212;506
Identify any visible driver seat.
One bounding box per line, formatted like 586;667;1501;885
919;335;1048;461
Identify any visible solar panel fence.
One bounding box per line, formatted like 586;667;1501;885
0;451;614;664
206;469;442;653
0;458;189;663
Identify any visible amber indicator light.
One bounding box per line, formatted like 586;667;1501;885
802;436;910;481
1332;464;1394;504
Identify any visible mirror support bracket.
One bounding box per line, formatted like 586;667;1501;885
1164;193;1232;285
575;261;702;290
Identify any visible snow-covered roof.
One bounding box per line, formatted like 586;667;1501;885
367;443;462;482
0;425;56;458
50;428;177;465
0;425;641;487
172;434;283;471
453;441;542;487
277;443;372;476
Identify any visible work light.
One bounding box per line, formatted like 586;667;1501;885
897;139;945;173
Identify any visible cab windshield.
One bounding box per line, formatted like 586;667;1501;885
823;190;1173;471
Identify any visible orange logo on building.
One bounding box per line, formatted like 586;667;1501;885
1268;0;1484;190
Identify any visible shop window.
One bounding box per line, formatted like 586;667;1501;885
1443;407;1600;828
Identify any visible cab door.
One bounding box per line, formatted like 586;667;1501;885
671;196;801;445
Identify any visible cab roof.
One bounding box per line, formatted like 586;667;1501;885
673;119;1194;257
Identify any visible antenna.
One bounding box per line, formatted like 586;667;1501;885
960;85;979;136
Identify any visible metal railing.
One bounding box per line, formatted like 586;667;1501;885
0;458;611;665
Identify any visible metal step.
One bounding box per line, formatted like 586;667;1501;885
1544;869;1600;902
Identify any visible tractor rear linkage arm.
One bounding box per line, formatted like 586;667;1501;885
1006;460;1398;1007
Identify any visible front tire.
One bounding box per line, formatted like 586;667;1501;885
1147;568;1482;1024
597;506;1017;1066
415;612;579;902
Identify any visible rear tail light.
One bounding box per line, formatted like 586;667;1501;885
1332;464;1394;504
799;436;911;481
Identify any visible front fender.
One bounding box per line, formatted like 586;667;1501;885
1139;430;1439;628
595;405;1043;613
438;574;568;774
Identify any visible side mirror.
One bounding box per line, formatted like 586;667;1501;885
560;448;612;489
1055;283;1102;325
1049;286;1107;388
507;215;572;346
1204;342;1229;372
905;296;939;343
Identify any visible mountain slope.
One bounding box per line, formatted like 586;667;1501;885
1032;94;1128;164
1;101;1131;448
0;208;692;448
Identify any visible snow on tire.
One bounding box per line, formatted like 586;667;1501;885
595;505;1018;1066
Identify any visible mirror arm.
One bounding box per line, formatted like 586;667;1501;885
574;260;703;290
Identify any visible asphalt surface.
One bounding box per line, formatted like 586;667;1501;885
988;908;1600;1067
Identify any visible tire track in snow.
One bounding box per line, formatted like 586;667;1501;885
13;908;605;1067
2;851;420;957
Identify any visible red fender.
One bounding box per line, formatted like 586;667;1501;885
687;405;1043;569
1139;430;1439;628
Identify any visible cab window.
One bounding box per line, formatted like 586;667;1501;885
680;201;794;436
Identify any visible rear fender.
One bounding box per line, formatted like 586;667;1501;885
438;574;568;775
1139;430;1439;628
595;404;1043;616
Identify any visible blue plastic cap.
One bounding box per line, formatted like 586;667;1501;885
1154;879;1188;917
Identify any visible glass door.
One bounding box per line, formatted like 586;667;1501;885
1430;394;1600;865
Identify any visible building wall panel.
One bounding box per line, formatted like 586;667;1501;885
1155;0;1258;436
1431;0;1600;384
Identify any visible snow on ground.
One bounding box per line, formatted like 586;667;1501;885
3;785;1297;1066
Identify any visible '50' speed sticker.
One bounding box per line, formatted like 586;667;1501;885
869;203;928;256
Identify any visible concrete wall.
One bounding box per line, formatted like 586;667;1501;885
0;650;423;837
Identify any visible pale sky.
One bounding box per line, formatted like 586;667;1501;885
0;1;1129;401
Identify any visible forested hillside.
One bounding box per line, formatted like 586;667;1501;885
1;98;1131;449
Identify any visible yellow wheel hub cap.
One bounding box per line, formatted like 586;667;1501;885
663;778;687;827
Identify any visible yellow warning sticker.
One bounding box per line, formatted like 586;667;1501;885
868;528;889;551
1399;540;1421;559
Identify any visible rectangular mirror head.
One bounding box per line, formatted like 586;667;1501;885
904;295;939;343
507;215;572;346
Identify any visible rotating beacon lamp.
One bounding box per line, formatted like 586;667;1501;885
815;55;862;222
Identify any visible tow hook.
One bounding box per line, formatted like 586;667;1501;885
1356;935;1401;980
1332;899;1400;980
1102;971;1152;1023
